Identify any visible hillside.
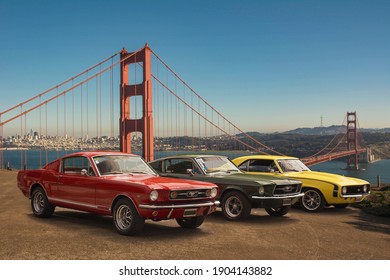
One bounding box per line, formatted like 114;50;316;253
157;131;390;159
286;126;390;135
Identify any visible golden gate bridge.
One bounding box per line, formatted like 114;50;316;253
0;44;368;170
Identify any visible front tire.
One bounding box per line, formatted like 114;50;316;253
31;187;55;218
301;188;325;212
221;191;251;221
112;198;145;235
176;216;205;229
265;205;291;216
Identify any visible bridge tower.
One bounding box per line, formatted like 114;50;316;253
120;44;154;161
346;112;358;170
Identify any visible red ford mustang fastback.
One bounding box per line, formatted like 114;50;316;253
17;151;219;235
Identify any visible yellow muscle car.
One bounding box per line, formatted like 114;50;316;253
232;155;370;212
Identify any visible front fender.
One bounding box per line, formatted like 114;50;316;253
301;179;336;205
219;185;252;201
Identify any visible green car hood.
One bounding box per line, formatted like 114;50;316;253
207;172;301;186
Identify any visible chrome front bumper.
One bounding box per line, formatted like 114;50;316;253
139;201;220;209
251;193;304;200
340;192;370;202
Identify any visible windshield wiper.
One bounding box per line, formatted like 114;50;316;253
207;170;237;174
130;171;151;174
226;169;239;173
206;170;224;174
102;171;125;175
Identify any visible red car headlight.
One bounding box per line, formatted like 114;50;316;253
206;188;218;198
150;190;159;201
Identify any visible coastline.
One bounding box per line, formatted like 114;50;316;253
1;149;390;184
0;147;28;151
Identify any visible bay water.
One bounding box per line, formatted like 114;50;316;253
2;149;389;185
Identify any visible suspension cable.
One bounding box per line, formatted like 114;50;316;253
306;114;348;158
150;49;282;155
151;74;263;153
0;52;120;117
0;48;143;128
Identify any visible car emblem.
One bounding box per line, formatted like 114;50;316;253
284;186;292;192
187;191;199;197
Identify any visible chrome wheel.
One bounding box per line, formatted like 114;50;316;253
225;196;243;218
31;188;55;218
33;192;45;215
302;189;325;212
115;204;132;231
112;198;145;235
221;191;251;221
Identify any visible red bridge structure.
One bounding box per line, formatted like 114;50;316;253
0;44;369;170
301;112;368;169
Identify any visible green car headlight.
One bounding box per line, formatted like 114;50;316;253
258;186;265;195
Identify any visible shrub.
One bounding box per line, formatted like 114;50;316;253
354;188;390;217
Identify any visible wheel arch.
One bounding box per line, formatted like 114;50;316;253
29;182;46;199
219;185;251;202
302;185;329;205
302;186;330;206
111;194;140;216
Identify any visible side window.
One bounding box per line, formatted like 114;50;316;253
149;160;162;173
238;161;248;172
164;159;199;174
248;160;274;172
62;156;95;176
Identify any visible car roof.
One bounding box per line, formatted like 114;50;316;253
152;154;229;161
235;155;298;160
62;151;139;158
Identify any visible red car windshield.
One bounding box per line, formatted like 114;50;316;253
93;155;157;176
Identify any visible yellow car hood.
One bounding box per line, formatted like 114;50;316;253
283;171;369;186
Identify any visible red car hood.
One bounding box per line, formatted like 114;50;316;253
102;174;215;190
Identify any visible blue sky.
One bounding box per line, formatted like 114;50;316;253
0;0;389;134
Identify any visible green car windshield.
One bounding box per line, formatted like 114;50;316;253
196;156;241;175
276;159;310;173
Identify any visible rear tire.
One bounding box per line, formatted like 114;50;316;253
176;216;205;229
31;187;55;218
112;198;145;235
265;205;291;216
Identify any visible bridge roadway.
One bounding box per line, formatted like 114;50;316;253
1;170;389;260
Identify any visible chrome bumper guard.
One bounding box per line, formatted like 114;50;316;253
251;193;304;200
340;193;370;199
139;201;219;209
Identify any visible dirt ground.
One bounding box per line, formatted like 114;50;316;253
1;169;389;260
